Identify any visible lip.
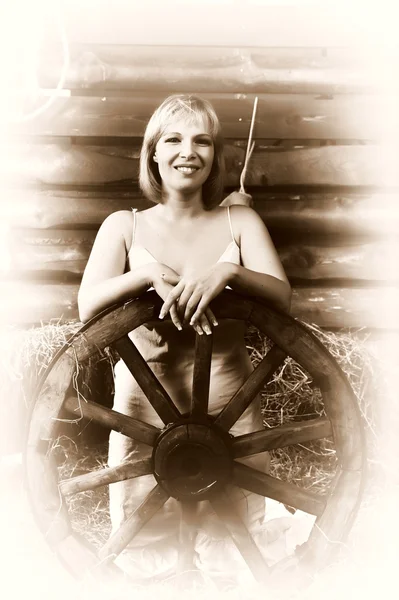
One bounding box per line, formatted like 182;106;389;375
174;164;200;169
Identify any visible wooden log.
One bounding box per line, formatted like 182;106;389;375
2;282;398;329
0;282;79;325
278;240;399;282
2;190;146;229
7;229;96;275
6;230;399;283
3;142;141;186
4;142;397;188
8;92;397;140
3;189;399;236
37;45;378;95
291;286;399;329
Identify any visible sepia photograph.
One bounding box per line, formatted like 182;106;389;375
1;1;398;598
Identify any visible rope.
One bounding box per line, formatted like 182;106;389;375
239;96;258;194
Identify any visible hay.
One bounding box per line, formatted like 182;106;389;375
1;320;81;404
0;320;118;453
245;323;379;493
1;317;389;574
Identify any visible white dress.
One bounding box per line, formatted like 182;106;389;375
108;207;271;580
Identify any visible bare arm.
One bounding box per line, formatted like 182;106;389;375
227;205;291;312
159;206;291;324
78;211;174;322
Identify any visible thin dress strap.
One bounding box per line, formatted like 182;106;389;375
131;208;138;245
227;205;236;244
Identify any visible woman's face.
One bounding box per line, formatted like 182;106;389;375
154;116;215;196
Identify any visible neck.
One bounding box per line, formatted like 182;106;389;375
157;189;205;220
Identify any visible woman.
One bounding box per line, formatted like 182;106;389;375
78;95;291;581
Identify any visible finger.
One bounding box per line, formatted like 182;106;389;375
198;313;212;336
192;323;204;336
169;303;182;331
177;287;193;318
161;272;181;285
159;281;184;319
205;307;218;327
183;291;203;325
189;297;213;327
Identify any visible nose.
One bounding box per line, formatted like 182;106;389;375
179;140;196;160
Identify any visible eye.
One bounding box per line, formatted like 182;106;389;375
165;137;180;143
196;138;212;146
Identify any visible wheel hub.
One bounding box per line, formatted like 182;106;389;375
153;422;232;500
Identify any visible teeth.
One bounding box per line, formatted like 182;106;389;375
176;167;197;173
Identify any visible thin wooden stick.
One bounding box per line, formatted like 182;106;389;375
59;455;153;496
233;462;325;516
191;333;213;417
64;396;160;446
210;490;269;582
232;417;332;458
113;335;180;425
98;484;169;561
215;345;286;431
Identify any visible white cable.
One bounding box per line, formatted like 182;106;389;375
239;96;258;194
12;1;70;123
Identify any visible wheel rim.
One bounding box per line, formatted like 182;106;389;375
24;289;366;584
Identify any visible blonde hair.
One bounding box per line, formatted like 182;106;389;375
139;94;225;209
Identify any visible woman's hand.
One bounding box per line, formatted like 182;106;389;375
150;263;184;330
159;262;234;333
151;263;218;335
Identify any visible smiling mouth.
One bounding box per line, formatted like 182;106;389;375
174;166;199;174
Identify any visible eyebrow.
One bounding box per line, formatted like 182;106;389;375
163;131;212;137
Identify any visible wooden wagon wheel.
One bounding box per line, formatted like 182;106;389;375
24;289;365;585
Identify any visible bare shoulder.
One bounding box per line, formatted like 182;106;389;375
209;205;256;221
228;204;258;218
101;209;134;229
228;204;265;233
99;209;134;248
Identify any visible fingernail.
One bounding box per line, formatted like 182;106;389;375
212;319;218;327
176;324;182;331
196;327;203;335
159;313;164;320
204;326;212;335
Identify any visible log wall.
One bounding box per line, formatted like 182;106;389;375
3;43;398;329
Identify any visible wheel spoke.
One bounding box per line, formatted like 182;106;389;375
214;345;287;431
232;417;333;458
64;396;160;446
98;484;169;561
177;502;198;574
113;335;180;425
210;490;269;582
191;333;213;417
233;462;325;516
59;454;153;496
